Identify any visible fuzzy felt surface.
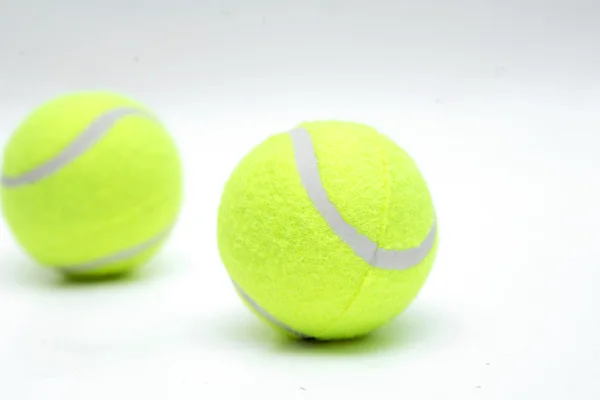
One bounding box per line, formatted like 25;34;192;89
217;121;437;340
1;91;182;275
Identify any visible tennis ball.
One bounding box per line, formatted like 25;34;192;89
1;91;183;278
217;121;438;341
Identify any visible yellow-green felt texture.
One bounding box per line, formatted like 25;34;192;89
218;121;437;340
1;91;182;276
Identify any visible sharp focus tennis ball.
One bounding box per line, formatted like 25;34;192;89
1;91;183;278
217;121;438;341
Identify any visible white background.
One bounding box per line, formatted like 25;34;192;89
0;1;599;399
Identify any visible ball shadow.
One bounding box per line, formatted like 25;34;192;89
272;310;442;357
213;304;448;357
3;250;180;291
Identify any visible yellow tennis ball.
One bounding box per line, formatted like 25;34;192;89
1;91;183;278
218;121;438;340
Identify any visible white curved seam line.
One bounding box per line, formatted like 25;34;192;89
59;225;173;274
232;280;313;339
289;126;436;270
1;107;147;188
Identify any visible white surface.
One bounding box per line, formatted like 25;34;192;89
1;1;599;399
